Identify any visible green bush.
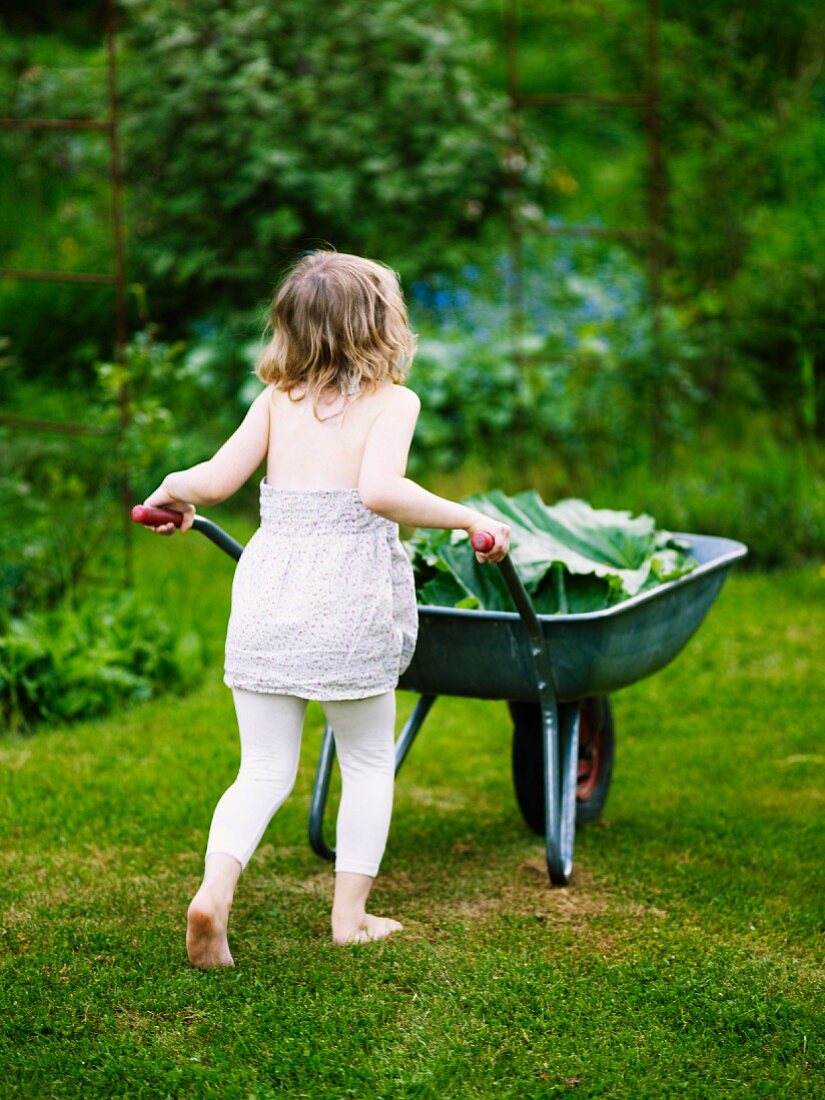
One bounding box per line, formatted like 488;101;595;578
0;428;124;621
499;0;825;432
0;588;206;733
660;2;825;424
420;414;825;571
117;0;517;322
584;428;825;571
405;233;706;478
0;30;117;374
89;326;244;489
0;327;246;622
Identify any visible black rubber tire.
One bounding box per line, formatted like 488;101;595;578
509;696;615;835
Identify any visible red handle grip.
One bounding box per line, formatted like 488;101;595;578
470;531;495;553
131;504;183;528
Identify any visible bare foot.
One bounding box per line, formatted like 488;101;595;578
331;912;404;946
186;888;235;970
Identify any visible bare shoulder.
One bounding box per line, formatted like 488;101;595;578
360;383;420;444
249;381;276;408
380;382;421;414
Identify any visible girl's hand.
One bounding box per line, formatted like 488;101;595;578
466;514;511;564
141;478;196;535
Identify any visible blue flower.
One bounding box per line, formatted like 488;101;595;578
410;280;432;307
576;300;601;321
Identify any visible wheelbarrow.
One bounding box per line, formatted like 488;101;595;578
132;503;748;885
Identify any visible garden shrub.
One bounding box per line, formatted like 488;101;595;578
0;327;244;623
0;429;123;621
406;232;706;477
0;587;206;734
0;31;117;374
117;0;519;323
590;424;825;570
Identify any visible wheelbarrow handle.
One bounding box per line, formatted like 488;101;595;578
470;531;495;553
132;503;244;560
471;531;545;656
131;504;184;527
470;529;568;882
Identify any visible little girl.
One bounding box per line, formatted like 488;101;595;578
142;249;510;968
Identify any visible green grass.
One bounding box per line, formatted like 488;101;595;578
1;518;823;1098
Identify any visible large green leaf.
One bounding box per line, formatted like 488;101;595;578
418;565;480;610
462;492;660;596
406;490;697;614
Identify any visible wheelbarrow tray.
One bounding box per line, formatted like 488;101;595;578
399;532;747;703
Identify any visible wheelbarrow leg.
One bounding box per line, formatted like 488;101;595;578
495;555;581;885
308;720;338;862
394;693;436;770
541;694;581;886
308;694;438;863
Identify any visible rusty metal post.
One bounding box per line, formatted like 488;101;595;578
646;0;666;473
503;0;528;468
504;0;526;363
0;2;133;591
503;0;666;473
105;0;133;589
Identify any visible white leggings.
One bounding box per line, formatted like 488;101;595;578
204;688;396;877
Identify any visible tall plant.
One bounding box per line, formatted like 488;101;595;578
119;0;518;323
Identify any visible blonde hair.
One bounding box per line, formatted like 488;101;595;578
255;249;417;415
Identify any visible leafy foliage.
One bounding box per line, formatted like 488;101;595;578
501;0;825;431
0;426;122;621
117;0;514;319
407;489;697;614
89;326;246;492
1;0;822;431
0;326;250;623
0;587;206;733
406;231;706;476
0;29;117;372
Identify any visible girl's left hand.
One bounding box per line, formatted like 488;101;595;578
141;479;196;535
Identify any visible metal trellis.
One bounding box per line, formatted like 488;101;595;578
503;0;666;465
0;0;132;587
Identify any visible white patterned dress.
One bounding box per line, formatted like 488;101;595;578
223;477;419;700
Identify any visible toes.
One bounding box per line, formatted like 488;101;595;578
332;914;404;946
364;916;403;939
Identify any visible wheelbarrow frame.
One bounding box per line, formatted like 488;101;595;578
185;513;747;886
309;552;586;884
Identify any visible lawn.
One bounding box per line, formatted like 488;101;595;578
1;513;822;1098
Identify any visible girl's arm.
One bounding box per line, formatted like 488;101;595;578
359;387;510;562
141;385;272;533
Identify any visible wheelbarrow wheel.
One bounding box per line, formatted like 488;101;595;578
509;696;615;835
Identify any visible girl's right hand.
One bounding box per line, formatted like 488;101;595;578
141;477;196;535
466;514;511;564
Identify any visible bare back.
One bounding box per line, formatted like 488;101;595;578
265;382;400;490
